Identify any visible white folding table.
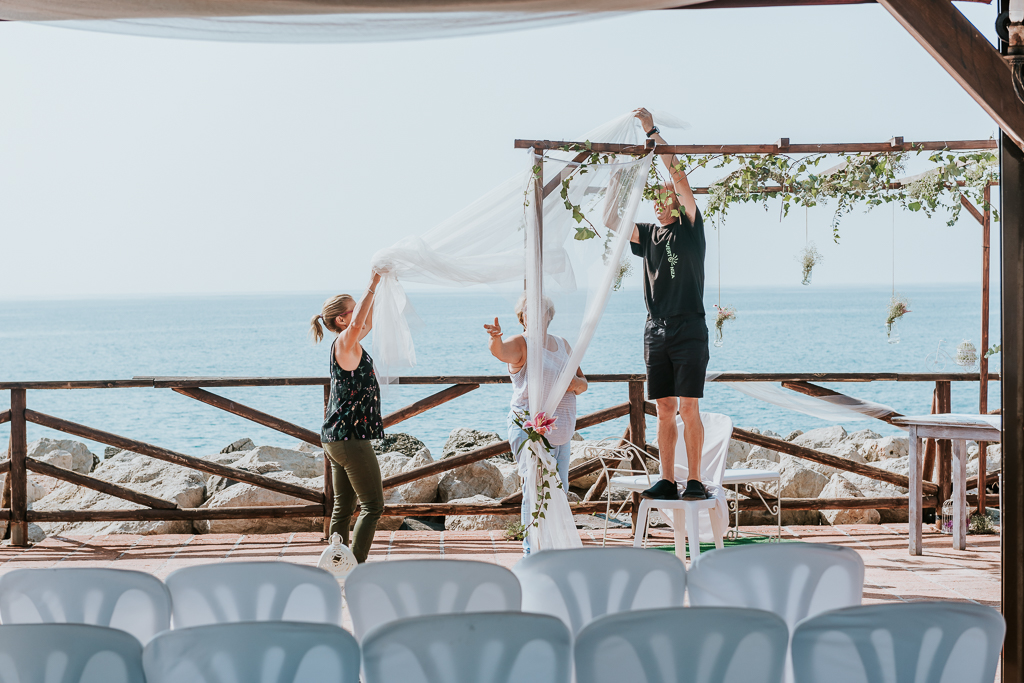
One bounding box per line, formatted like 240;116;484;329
890;414;1001;555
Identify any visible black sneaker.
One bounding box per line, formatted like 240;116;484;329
681;479;709;501
641;479;679;500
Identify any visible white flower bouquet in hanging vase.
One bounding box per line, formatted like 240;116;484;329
885;294;911;344
797;243;823;286
713;305;736;348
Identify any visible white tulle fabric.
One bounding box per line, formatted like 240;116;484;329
708;371;900;425
370;111;680;550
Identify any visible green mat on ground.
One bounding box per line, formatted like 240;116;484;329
651;535;795;557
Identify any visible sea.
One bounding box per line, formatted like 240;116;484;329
0;284;1000;459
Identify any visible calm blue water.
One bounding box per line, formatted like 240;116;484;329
0;285;1000;458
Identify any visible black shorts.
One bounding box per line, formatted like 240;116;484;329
644;316;710;400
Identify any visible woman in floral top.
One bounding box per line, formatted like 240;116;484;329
310;271;384;563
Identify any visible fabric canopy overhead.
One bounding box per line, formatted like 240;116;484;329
3;0;988;43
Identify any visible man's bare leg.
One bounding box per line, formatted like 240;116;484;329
679;398;703;480
655;396;680;481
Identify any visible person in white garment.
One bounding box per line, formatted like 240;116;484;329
484;294;588;554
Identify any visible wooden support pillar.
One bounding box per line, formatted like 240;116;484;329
322;384;333;539
628;381;647;533
1000;125;1024;683
979;184;992;515
922;387;939;483
935;381;953;528
8;389;27;547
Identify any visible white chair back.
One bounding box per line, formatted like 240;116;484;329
345;559;521;641
672;412;733;487
164;561;341;628
791;602;1005;683
512;547;686;635
361;612;571;683
574;607;789;683
0;623;145;683
143;621;360;683
687;543;863;629
0;567;172;643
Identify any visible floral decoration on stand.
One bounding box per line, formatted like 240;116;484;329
955;340;979;369
797;243;823;286
512;410;563;530
885;294;911;343
713;305;736;348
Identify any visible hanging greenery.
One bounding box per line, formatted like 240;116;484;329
886;294;911;339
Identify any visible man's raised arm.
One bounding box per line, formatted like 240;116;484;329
633;107;697;223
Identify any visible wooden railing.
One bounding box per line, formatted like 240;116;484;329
0;372;1001;546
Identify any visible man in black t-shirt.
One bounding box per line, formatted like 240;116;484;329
629;107;709;501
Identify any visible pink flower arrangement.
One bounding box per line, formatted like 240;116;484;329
523;412;557;436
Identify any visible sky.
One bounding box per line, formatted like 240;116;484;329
0;2;1004;300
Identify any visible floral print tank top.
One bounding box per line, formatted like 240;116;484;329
321;342;384;443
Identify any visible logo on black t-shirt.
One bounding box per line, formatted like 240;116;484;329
666;242;679;279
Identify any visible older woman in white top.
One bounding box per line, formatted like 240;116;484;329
484;293;588;554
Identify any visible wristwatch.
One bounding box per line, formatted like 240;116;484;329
645;125;660;138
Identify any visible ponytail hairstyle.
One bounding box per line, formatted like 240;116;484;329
310;294;356;344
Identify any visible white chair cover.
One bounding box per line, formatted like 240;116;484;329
0;623;145;683
142;621;360;683
164;561;342;628
361;611;571;683
512;547;686;635
0;567;172;644
687;543;864;683
655;412;732;542
345;559;522;641
574;607;789;683
791;602;1005;683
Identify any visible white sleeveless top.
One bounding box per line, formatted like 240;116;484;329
509;335;577;446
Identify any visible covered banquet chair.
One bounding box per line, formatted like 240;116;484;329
0;623;146;683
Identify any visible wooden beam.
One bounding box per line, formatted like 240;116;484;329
878;0;1024;149
0;410;10;426
24;410;324;505
515;139;998;155
25;458;178;510
960;195;986;226
172;387;321;446
27;505;323;522
382;384;479;429
9;389;27;546
780;381;903;424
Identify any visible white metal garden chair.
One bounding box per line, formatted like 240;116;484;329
579;437;655;546
0;567;172;644
0;623;146;683
344;559;521;642
164;561;342;628
687;543;864;683
512;547;686;636
791;602;1004;683
574;607;789;683
361;612;571;683
143;621;360;683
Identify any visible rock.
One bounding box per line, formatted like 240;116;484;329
230;446;323;479
860;435;908;462
785;430;804;442
848;456;909;497
205;465;262;495
762;430;783;441
33;451;206;536
820;474;880;525
372;433;426;458
438;459;503;502
26;438;96;474
27;523;46;544
572;432;584;441
383;449;439;505
845;429;883;449
747;445;780;463
821;442;865;464
196;471;322;534
442;429;510;461
568;441;602;489
443;495;516;531
967;445;1002;478
0;474;51;505
777;460;829;498
220;438;255;454
792;426;848;451
27;450;75;495
780;453;835;478
104;447;122;458
296;442;323;454
494;461;521;499
743;458;781;472
726;440;752;467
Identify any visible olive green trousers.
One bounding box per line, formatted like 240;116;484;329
322;439;383;563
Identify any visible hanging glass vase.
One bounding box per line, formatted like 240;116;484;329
887;319;900;344
714;327;724;348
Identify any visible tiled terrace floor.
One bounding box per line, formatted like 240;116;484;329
0;523;1001;609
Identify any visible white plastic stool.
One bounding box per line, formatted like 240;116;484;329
632;497;725;563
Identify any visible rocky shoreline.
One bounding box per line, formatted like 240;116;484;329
0;424;1001;542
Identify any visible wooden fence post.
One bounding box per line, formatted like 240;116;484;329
628;381;646;533
322;384;333;540
9;389;27;546
935;380;953;529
